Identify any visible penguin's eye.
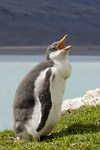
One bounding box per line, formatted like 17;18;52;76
51;46;56;52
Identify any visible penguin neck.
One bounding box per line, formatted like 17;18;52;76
46;52;69;62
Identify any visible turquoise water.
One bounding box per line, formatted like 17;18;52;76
0;55;100;131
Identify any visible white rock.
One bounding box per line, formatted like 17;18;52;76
61;88;100;112
61;97;83;111
82;88;100;106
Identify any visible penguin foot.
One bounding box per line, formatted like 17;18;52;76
47;133;51;136
16;136;20;140
32;137;40;142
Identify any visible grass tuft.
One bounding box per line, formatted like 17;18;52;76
0;105;100;149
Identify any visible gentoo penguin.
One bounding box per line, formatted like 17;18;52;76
13;35;72;142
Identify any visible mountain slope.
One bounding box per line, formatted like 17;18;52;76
0;0;100;46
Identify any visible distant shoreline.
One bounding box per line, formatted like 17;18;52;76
0;55;100;62
0;45;100;56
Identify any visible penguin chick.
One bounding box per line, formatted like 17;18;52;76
13;35;72;142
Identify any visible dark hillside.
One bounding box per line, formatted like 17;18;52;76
0;0;100;48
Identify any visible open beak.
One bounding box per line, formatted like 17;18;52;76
57;35;72;51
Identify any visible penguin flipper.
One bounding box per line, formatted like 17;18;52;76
36;69;52;132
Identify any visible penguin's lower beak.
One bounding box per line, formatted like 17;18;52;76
57;35;72;51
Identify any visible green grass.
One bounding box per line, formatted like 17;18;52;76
0;106;100;150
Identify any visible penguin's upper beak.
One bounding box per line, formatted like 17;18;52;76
57;35;72;51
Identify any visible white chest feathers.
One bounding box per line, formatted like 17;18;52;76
49;59;72;121
51;59;71;101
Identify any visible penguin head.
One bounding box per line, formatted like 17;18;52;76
46;35;72;60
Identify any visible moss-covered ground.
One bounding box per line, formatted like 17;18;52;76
0;105;100;150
